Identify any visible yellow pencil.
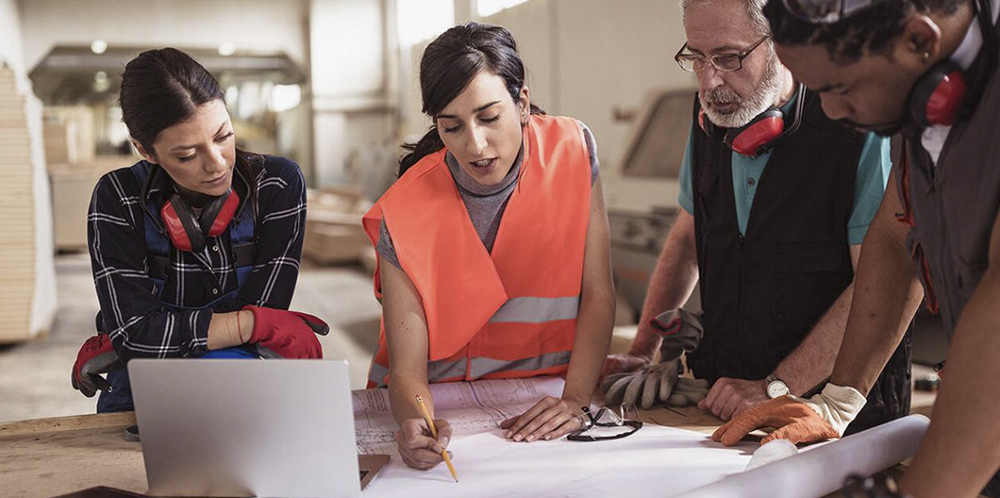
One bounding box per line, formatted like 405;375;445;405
415;394;459;483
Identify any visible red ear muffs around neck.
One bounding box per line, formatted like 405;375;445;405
909;60;968;128
726;109;785;156
160;190;240;253
699;107;786;157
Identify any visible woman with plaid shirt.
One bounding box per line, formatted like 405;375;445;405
71;48;328;413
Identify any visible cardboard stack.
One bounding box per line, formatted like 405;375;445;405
302;188;374;267
0;67;38;342
50;156;124;251
43;106;95;170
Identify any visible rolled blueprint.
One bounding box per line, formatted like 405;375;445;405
745;439;799;471
676;414;930;498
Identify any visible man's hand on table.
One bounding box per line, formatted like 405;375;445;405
711;383;867;446
699;377;769;421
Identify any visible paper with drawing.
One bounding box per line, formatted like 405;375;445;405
353;377;757;497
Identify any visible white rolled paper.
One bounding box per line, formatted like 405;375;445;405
676;414;930;498
746;439;799;471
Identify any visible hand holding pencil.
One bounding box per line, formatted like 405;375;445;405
416;395;459;482
394;396;458;480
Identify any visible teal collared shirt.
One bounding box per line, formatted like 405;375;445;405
677;94;891;245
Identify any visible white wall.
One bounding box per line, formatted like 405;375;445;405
19;0;310;71
310;0;397;187
311;0;386;100
1;0;28;88
485;0;696;172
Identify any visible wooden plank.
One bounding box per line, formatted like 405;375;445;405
0;413;146;498
0;330;34;342
0;288;36;296
0;296;34;302
0;412;136;437
0;251;35;257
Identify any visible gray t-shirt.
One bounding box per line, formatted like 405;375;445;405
377;120;599;269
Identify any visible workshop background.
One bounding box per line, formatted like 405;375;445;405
0;0;945;422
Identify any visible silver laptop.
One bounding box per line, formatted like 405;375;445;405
129;359;385;498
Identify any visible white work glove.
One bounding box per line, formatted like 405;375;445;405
791;382;868;436
713;382;868;447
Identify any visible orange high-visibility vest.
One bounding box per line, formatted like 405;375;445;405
361;114;592;387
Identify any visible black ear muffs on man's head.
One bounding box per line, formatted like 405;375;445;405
699;107;787;157
160;190;240;253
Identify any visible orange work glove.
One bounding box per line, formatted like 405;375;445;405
712;396;839;447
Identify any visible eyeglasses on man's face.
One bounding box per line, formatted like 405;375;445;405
674;35;770;73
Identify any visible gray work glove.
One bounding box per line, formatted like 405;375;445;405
601;309;709;409
602;364;711;409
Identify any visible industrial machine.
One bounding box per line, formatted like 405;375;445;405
604;88;697;320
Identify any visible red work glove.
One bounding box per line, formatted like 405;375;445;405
711;396;839;447
71;334;123;397
243;306;329;359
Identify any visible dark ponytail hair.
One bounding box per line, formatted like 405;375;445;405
399;23;545;176
119;48;261;195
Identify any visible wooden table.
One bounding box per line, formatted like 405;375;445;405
0;405;912;498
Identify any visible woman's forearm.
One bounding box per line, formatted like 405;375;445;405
389;377;435;425
206;310;254;350
562;287;616;406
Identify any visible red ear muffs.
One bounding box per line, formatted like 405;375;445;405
909;60;968;128
699;107;786;157
160;190;240;253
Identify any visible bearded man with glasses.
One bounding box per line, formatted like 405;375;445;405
605;0;913;437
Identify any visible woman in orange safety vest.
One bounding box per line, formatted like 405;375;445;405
361;23;615;470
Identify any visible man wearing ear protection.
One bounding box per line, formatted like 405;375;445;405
606;0;914;435
712;0;1000;495
72;153;328;413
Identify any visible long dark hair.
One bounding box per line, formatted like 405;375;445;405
119;48;260;197
399;23;546;175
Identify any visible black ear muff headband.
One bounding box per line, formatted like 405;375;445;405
699;83;807;157
139;158;257;254
908;0;997;127
160;190;240;253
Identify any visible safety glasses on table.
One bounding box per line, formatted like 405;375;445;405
674;35;770;73
780;0;875;24
567;405;643;442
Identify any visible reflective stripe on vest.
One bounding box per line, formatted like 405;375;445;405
468;350;572;379
367;351;572;387
489;296;580;323
363;114;592;388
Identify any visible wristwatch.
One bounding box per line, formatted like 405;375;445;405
764;374;790;399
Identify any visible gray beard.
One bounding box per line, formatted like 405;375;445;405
701;55;785;129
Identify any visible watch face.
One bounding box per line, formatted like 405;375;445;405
767;380;790;399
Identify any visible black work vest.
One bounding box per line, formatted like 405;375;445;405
687;90;911;433
901;40;1000;340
